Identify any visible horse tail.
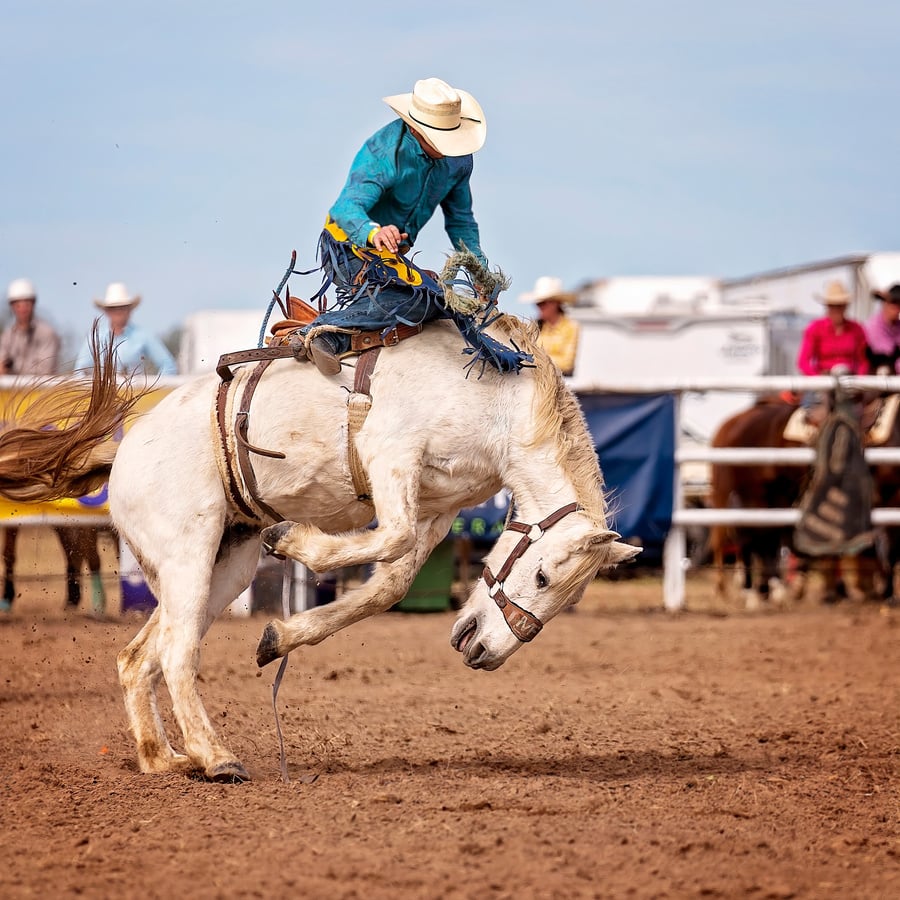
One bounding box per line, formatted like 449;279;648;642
0;324;143;502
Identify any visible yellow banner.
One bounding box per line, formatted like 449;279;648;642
0;381;177;523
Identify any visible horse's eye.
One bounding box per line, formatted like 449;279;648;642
536;569;548;589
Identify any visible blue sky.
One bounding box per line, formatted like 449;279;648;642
3;1;899;354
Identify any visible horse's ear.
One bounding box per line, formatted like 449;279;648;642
588;529;621;546
603;540;643;567
582;529;642;568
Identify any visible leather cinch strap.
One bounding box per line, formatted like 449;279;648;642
213;360;287;524
346;348;381;502
350;323;423;353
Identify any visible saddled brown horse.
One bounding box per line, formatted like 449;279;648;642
709;396;807;606
708;394;889;606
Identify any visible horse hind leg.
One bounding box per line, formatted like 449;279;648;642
738;539;764;611
152;531;261;782
117;608;194;775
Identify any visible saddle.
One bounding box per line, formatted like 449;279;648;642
216;295;424;381
212;294;416;522
783;393;900;447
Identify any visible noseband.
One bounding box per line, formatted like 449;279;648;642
481;502;581;642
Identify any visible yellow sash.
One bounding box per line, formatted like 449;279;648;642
323;217;423;287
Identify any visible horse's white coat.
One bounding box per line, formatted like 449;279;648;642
110;320;637;779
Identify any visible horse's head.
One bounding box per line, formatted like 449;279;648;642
450;506;640;669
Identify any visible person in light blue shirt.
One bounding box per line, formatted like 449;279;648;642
297;77;531;378
75;282;177;376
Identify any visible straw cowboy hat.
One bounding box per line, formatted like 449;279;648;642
872;283;900;304
94;282;141;310
518;276;576;307
7;278;37;303
383;78;486;157
816;280;852;306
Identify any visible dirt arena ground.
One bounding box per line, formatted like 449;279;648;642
2;527;899;899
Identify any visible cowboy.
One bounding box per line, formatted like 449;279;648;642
0;278;61;376
519;276;581;376
75;282;177;376
864;283;900;374
0;278;62;614
296;77;531;377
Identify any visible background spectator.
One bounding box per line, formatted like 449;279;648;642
864;283;900;374
796;279;868;377
75;282;177;376
519;276;581;376
0;278;60;376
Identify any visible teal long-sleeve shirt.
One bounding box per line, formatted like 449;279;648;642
328;119;484;262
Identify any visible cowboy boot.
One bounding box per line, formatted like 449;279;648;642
309;335;342;376
0;575;12;612
90;572;107;619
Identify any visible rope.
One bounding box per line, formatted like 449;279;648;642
271;556;293;783
257;250;299;349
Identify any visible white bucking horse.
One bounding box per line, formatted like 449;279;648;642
0;316;638;781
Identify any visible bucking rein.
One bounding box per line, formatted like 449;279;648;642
211;251;570;780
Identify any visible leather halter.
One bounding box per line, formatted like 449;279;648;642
481;502;581;643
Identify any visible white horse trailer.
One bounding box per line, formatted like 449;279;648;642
566;278;776;497
178;309;269;376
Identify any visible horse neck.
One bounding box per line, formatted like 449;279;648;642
503;449;578;524
499;382;581;521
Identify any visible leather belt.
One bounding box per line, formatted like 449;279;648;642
350;323;423;352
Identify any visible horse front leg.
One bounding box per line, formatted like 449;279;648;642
257;513;455;666
262;454;423;572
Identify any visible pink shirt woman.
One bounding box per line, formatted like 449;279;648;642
796;280;868;376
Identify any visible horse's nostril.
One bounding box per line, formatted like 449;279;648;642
466;641;487;667
453;618;478;653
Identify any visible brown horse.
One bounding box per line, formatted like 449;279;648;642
709;396;807;606
867;400;900;603
707;395;881;607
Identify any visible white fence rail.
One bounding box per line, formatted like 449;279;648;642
577;375;900;612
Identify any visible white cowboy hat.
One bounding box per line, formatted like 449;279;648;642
383;78;486;157
7;277;37;303
816;280;852;306
518;276;576;306
94;282;141;310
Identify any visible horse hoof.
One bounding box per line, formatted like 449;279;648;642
261;522;291;558
207;761;250;783
256;623;282;668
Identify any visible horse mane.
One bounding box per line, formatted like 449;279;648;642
491;315;608;525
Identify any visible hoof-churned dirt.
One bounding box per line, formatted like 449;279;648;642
1;534;899;899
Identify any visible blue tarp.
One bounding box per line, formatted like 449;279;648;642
451;393;675;552
577;393;675;548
